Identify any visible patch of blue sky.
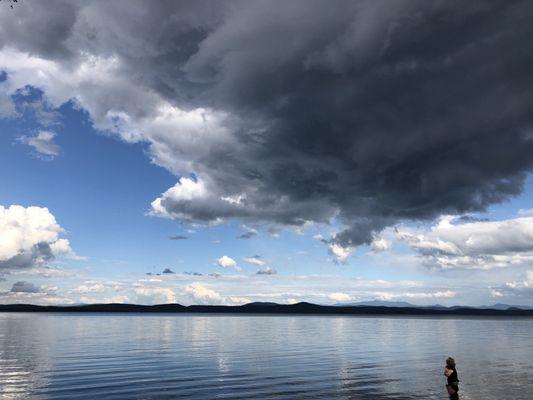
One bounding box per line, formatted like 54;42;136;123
2;82;533;306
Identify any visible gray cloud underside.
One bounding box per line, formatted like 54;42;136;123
162;268;175;274
11;280;41;293
3;0;533;246
0;242;54;270
256;267;277;275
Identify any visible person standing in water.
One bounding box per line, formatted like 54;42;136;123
444;357;460;399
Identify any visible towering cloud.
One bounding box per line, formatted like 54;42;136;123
0;205;78;270
2;1;533;249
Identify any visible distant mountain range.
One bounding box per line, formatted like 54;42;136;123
0;301;532;316
335;300;533;310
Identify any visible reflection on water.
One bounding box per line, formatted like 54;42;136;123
0;313;532;399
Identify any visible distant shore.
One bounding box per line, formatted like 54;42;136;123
1;302;532;316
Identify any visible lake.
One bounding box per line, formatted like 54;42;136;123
0;313;531;399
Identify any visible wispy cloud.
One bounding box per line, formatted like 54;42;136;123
244;256;265;266
18;130;60;159
518;209;533;216
236;227;257;239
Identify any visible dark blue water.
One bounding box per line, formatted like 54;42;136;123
0;313;531;399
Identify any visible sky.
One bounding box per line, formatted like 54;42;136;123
1;0;533;307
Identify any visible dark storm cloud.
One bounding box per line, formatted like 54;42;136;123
3;0;533;247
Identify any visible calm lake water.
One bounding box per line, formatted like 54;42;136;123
0;313;532;399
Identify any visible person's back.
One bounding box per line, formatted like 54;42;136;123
447;365;458;384
444;357;459;398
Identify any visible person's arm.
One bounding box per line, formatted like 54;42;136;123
444;367;452;377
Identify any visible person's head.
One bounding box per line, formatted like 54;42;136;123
446;357;456;368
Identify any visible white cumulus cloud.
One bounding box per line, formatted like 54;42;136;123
397;215;533;270
185;283;251;305
217;255;238;269
185;283;223;305
0;205;79;270
75;282;106;294
134;287;176;305
371;237;391;252
328;292;352;302
328;243;352;264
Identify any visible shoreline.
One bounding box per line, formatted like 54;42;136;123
1;302;532;316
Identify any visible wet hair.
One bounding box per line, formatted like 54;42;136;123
446;357;456;368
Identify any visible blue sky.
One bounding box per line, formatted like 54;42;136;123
0;94;531;306
1;1;533;307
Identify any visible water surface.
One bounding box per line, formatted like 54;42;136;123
0;313;531;399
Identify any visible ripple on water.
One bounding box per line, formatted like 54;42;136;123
0;314;532;399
